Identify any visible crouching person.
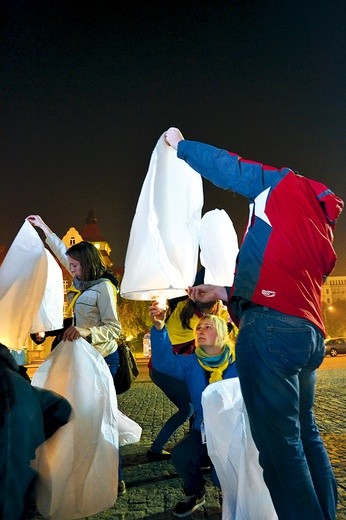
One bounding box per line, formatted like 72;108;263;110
149;300;237;518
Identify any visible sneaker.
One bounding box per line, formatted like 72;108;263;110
173;494;206;517
146;449;171;461
118;480;126;496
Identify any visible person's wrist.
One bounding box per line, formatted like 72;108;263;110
154;322;164;331
222;286;231;305
77;327;91;339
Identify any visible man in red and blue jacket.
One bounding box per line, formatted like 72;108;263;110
165;127;343;520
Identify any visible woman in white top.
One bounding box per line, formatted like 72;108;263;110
26;214;126;494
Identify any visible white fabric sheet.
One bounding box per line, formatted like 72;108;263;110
121;134;239;301
31;249;64;333
200;209;239;286
0;220;47;350
202;379;277;520
120;133;203;301
32;339;141;520
118;409;143;447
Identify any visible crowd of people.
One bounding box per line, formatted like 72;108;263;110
0;126;343;520
147;273;232;462
164;126;343;520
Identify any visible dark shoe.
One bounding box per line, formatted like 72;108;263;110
173;494;206;517
118;480;126;496
146;449;171;461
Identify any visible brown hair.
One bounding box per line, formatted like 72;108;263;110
66;241;106;281
179;299;220;330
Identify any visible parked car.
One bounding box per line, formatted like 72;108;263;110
324;337;346;357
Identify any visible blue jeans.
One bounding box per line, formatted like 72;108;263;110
149;368;194;453
105;350;123;481
236;306;337;520
105;350;120;377
172;429;219;497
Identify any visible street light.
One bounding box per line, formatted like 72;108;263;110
323;305;334;335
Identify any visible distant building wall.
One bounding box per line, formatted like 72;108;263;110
62;227;83;248
322;275;346;305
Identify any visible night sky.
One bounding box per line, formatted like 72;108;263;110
2;1;345;274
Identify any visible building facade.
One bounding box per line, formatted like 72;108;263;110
322;275;346;305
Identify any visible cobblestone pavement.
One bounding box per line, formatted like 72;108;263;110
80;367;345;520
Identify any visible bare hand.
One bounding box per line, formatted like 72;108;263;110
26;215;45;228
164;127;184;150
63;325;90;341
149;301;166;330
188;284;228;304
26;215;53;237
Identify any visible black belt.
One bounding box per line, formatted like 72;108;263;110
240;299;263;312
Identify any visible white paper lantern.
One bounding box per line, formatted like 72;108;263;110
121;133;203;301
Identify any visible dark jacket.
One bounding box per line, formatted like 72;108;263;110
0;344;72;519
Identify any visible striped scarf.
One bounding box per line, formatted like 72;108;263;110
196;345;232;383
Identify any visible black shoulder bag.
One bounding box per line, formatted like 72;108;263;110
113;339;139;395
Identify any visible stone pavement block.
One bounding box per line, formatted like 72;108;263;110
32;368;346;520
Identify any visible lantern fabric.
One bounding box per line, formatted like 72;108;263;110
200;209;239;286
121;134;239;301
32;338;141;520
120;133;203;301
202;379;277;520
0;221;47;350
0;220;64;350
30;248;64;333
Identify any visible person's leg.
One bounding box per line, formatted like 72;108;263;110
171;429;208;496
149;369;194;454
210;465;221;490
171;430;208;517
236;307;334;520
105;350;126;493
299;364;338;519
117;451;126;495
